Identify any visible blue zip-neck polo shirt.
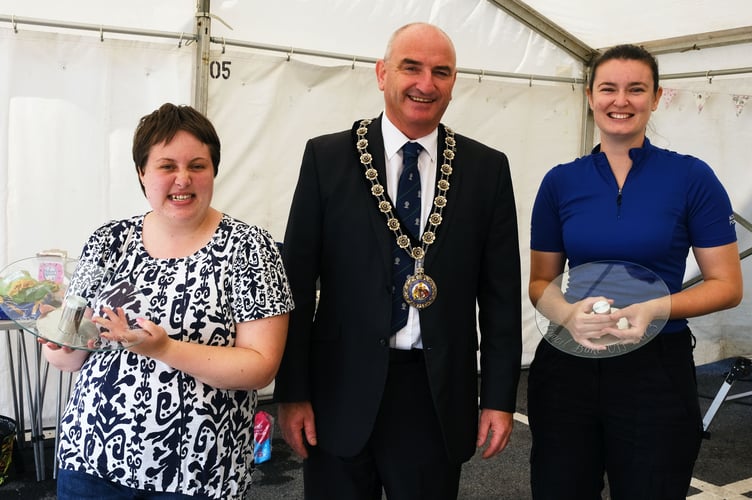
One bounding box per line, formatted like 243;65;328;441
531;138;737;333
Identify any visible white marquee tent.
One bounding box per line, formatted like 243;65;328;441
1;0;751;431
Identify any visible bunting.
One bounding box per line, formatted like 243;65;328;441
694;92;710;114
732;94;750;117
663;87;678;109
659;86;751;118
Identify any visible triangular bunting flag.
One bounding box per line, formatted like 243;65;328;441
694;92;709;114
663;88;678;109
732;94;750;117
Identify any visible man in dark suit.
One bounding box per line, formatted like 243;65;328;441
274;22;521;499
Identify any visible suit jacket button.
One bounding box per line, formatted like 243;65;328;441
379;338;387;346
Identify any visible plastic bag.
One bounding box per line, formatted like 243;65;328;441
0;416;16;486
253;410;274;464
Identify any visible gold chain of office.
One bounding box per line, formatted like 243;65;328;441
355;118;456;308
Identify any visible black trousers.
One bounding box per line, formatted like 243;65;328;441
528;329;703;500
303;349;462;500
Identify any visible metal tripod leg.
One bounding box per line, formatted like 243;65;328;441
702;357;752;437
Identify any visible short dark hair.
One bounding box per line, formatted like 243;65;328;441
132;103;221;194
589;44;660;93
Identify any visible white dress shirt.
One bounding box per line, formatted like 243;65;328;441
380;114;438;350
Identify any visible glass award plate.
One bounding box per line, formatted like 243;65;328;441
0;255;145;352
534;260;670;358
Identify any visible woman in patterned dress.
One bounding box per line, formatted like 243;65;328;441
41;103;294;499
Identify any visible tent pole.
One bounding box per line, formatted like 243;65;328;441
0;14;197;42
207;35;587;86
486;0;597;63
193;0;211;114
661;66;752;81
579;67;594;155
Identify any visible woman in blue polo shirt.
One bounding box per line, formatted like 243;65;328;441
527;44;743;499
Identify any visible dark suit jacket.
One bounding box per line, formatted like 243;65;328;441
274;115;521;463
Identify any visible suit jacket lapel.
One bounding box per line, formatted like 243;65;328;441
424;123;459;270
352;115;394;272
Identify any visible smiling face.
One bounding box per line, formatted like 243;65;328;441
138;129;214;224
587;58;663;147
376;23;457;139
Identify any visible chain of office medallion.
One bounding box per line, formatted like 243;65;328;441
355;118;456;262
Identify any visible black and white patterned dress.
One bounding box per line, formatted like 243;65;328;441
57;214;294;499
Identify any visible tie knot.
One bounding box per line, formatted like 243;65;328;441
402;142;422;162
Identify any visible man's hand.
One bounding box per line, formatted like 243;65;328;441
278;401;318;459
476;408;513;459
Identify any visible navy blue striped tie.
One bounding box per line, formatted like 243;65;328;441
391;142;422;333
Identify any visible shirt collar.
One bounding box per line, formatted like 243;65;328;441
381;113;439;162
591;137;653;157
591;137;655;171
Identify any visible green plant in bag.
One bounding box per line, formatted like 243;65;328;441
0;270;61;317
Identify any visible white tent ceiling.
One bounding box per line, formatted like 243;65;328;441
518;0;752;49
488;0;752;77
3;0;751;78
5;0;752;45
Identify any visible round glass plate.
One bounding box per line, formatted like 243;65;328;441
0;256;145;352
534;260;670;358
